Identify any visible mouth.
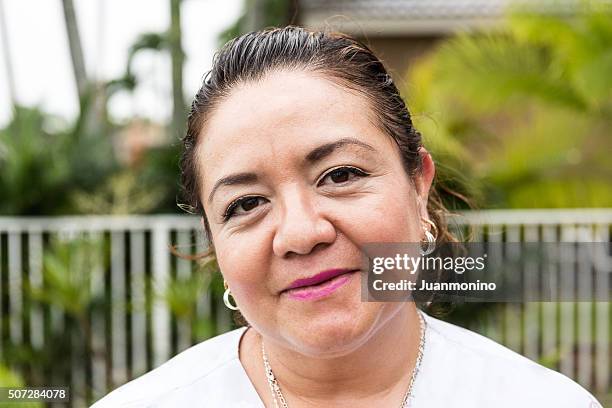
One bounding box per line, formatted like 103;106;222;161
282;269;359;301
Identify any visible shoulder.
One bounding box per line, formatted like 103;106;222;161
90;327;248;408
421;312;602;407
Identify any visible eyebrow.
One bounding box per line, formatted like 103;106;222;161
207;137;375;204
207;172;259;204
305;137;375;163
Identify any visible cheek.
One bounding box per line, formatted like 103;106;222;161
329;179;422;244
214;231;271;297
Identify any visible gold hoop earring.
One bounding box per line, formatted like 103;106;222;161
421;217;438;240
223;280;239;311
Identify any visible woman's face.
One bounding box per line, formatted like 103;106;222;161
197;70;434;356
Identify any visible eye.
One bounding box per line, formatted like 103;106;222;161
223;196;266;221
318;166;369;187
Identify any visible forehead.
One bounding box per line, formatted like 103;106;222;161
196;70;388;188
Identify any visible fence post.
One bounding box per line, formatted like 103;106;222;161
594;224;610;395
152;222;170;368
89;230;107;400
27;230;44;349
8;231;22;344
111;231;127;386
130;230;147;376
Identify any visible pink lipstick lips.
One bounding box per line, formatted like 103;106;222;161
283;268;358;301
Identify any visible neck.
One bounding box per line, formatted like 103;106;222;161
261;304;422;406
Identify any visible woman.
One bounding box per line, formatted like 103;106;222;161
92;26;602;407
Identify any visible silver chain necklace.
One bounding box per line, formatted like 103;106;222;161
261;310;427;408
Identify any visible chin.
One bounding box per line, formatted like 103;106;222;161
283;303;382;358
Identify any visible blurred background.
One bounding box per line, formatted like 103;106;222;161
0;0;610;406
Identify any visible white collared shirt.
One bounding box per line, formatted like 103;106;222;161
91;312;603;407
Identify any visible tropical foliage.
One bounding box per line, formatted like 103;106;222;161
0;107;117;215
406;4;612;208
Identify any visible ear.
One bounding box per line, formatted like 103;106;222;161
414;147;435;220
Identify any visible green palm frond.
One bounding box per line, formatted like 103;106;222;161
405;4;611;208
432;33;587;112
509;9;612;111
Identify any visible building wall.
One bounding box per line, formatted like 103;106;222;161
358;35;443;82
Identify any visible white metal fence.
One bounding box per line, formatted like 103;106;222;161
0;215;228;406
0;209;610;406
458;209;611;399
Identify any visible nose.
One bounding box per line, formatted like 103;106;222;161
272;185;336;257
